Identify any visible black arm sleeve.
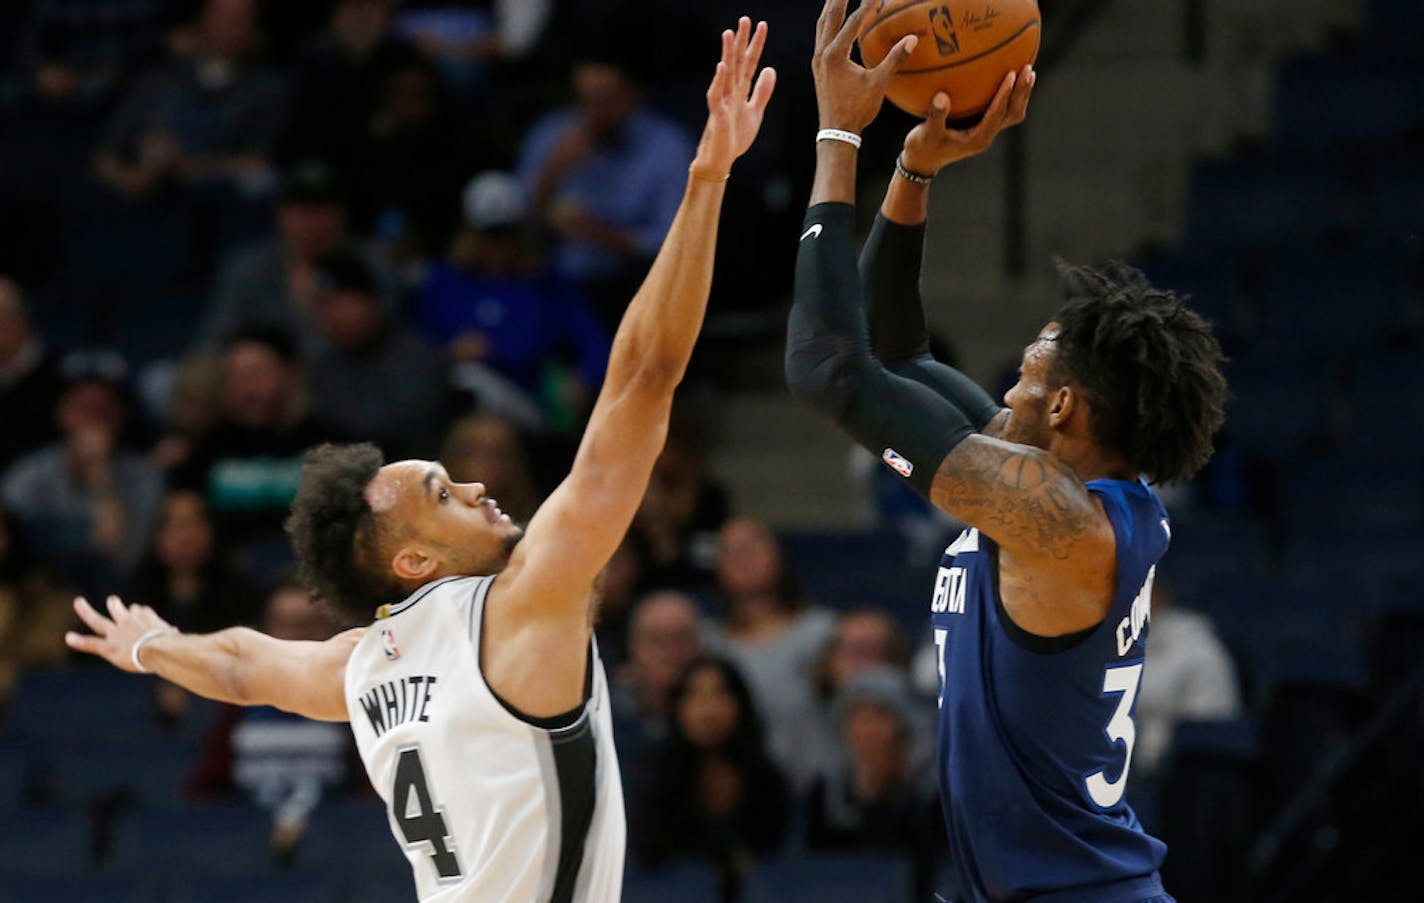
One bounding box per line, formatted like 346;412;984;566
860;212;1003;431
785;202;974;498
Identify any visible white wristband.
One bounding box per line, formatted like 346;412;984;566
816;128;863;149
131;627;173;673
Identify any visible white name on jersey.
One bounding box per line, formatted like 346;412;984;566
358;674;438;739
1115;566;1155;657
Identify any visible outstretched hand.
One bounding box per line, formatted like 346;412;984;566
813;0;918;134
65;595;174;673
901;65;1037;176
691;17;777;180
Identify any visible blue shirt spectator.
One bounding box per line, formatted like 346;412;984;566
516;59;691;318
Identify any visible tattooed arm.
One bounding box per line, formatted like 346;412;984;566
931;436;1117;635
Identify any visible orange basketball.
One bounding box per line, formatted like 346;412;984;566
859;0;1041;118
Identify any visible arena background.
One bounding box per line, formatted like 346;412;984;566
0;1;1420;901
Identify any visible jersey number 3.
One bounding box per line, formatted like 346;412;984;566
1083;662;1144;809
393;746;463;880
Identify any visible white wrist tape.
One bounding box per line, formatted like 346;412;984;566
816;128;863;149
131;628;173;673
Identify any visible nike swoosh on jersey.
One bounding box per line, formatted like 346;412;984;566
800;223;823;241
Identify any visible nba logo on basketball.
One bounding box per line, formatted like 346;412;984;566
929;5;960;55
380;628;401;661
882;448;915;478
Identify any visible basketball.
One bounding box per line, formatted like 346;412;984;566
859;0;1041;118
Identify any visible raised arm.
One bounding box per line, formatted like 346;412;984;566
66;596;361;722
498;20;775;620
788;1;1106;576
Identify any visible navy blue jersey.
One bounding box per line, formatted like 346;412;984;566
931;478;1170;902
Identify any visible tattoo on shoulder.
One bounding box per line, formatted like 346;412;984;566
930;439;1095;560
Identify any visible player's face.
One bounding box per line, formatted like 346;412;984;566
370;460;524;579
998;323;1062;450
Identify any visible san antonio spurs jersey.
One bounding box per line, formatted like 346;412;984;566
344;575;626;902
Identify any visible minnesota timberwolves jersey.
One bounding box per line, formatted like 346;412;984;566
932;478;1170;903
344;575;625;902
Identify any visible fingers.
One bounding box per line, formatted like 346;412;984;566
872;33;918;82
966;70;1017;144
924;91;952;129
744;19;768;87
816;0;850;52
750;66;777;113
1006;64;1036;124
707;60;728;107
829;1;870;57
73;596;112;636
64;631;105;656
106;593;128;622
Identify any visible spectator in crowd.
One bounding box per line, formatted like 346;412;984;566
189;576;352;859
419;171;609;428
168;329;334;572
390;0;552;106
611;590;704;775
808;608;912;767
346;55;465;260
630;414;730;591
0;505;72;705
92;0;288;201
437;413;542;525
17;0;167;98
202;161;392;358
148;351;226;472
806;667;943;893
594;536;648;668
516;54;692;322
3;351;162;594
0;277;65;474
632;656;789;897
306;250;450;460
133;489;259;635
706;516;835;790
282;0;424;170
1134;579;1243;795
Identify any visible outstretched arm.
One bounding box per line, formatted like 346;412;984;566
498;19;775;620
66;596;361;723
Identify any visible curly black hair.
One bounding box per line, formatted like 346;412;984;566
1050;261;1229;485
284;443;406;621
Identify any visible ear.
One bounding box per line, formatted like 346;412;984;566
390;543;439;583
1048;385;1075;429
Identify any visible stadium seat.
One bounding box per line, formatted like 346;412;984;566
0;875;160;903
1362;156;1424;242
0;744;28;810
106;803;278;878
346;875;422;903
166;873;339;903
1135;251;1240;333
0;807;92;877
623;861;721;903
1256;247;1409;351
3;669;164;745
742;854;915;903
300;798;409;879
1184;159;1349;251
42;737;200;809
1273;58;1423;150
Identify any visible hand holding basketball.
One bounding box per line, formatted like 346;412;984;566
901;65;1036;176
691;17;777;180
813;0;918;133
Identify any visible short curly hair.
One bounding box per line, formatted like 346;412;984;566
1050;261;1229;485
284;443;406;621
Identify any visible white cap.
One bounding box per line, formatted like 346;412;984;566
462;171;529;229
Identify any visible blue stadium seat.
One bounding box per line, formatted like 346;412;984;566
0;808;92;877
1257;248;1409;351
300;798;408;879
1363;156;1424;242
1275;455;1424;533
106;803;277;877
0;743;28;810
1221;357;1333;456
166;873;339;903
1350;349;1424;452
1158;518;1273;608
623;861;721;903
1273;58;1423;149
1184;159;1349;250
742;854;914;903
42;737;200;808
0;875;160;903
784;529;936;631
1136;251;1239;332
3;669;163;745
346;875;421;903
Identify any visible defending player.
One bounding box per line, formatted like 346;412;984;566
785;2;1229;901
65;18;776;903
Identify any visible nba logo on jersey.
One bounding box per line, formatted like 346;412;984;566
882;448;914;478
380;628;401;661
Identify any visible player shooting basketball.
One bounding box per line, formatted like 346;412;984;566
66;16;776;903
786;2;1229;901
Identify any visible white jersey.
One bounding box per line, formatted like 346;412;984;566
344;575;626;902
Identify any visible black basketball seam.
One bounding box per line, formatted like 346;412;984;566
896;19;1040;74
862;0;943;39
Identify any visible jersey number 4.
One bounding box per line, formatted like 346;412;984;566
1083;662;1144;809
393;746;463;880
